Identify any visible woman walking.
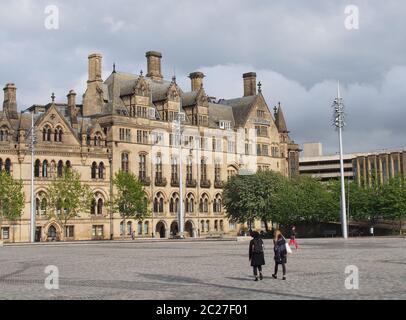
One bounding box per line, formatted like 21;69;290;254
272;231;287;280
288;226;299;250
249;231;265;281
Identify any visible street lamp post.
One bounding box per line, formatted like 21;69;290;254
333;82;348;239
23;109;36;243
173;109;185;238
108;153;113;240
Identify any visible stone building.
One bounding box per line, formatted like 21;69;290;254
0;51;299;242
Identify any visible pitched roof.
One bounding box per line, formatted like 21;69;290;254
275;105;288;133
208;102;235;128
218;95;258;127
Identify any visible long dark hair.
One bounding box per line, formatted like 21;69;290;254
251;231;260;239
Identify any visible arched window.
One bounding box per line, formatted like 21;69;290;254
41;198;47;215
214;220;218;231
201;220;205;233
169;193;179;214
43;125;52;142
66;161;71;170
0;158;3;171
97;198;103;215
153;192;164;213
206;220;210;232
127;221;132;235
120;221;124;235
90;199;96;215
49;160;56;178
144;221;149;235
186;193;194;213
57;160;63;177
220;220;224;232
94;132;102;147
199;193;209;213
0;126;9;141
5;158;11;175
137;221;142;235
91;162;97;179
54;126;63;142
34;159;40;177
213;194;222;213
35;198;40;215
98;162;105;179
42;160;48;178
122;153;129;173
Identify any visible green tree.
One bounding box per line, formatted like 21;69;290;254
47;168;93;240
379;176;406;234
113;171;149;238
0;171;25;242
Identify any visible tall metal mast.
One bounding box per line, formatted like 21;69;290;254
333;82;348;239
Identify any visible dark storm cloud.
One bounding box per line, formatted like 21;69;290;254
0;0;405;153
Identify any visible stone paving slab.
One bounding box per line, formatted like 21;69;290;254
0;238;405;300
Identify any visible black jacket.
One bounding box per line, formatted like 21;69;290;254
274;238;287;264
249;238;265;267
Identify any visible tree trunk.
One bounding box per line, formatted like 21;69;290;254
264;220;269;232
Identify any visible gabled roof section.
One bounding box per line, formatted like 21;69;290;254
208;102;235;128
219;95;258;127
275;104;288;133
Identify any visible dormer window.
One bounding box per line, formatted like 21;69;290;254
219;120;231;130
43;125;52;141
257;109;265;118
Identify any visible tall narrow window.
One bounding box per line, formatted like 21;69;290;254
155;154;162;181
98;162;105;179
91;162;97;179
97;198;103;215
201;158;207;181
5;159;11;175
214;162;221;182
57;160;63;177
171;157;179;183
186;158;193;182
42;160;48;178
34;159;40;177
139;154;146;180
121;153;129;172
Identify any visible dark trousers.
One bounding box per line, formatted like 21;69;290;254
253;265;262;276
274;263;286;275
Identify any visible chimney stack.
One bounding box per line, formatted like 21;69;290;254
145;51;163;81
243;72;257;96
83;53;104;116
3;83;18;118
87;53;103;83
189;72;205;91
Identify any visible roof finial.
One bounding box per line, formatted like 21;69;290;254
278;101;281;108
258;81;262;93
172;75;177;84
273;106;277;116
140;70;143;76
51;92;55;103
113;62;116;73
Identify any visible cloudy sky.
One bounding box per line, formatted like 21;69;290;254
1;0;405;154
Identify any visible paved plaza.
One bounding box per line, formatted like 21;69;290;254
0;237;405;300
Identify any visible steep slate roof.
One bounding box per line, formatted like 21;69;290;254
208;102;235;128
181;91;198;107
219;95;258;127
275;105;288;133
